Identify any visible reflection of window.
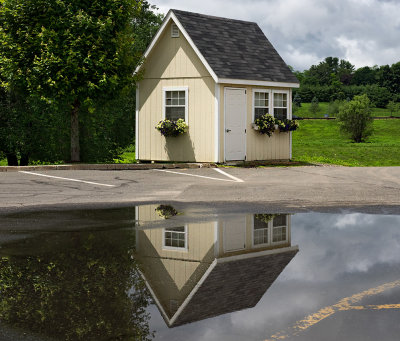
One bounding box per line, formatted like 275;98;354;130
163;226;187;250
253;91;269;121
273;215;287;242
163;87;188;121
273;92;288;121
253;215;269;245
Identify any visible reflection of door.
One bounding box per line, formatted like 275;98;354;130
225;88;246;161
223;216;246;252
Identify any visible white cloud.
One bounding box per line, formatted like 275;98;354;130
153;0;400;70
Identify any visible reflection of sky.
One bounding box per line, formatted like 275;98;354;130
149;213;400;341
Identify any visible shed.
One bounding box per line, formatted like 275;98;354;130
135;9;299;162
135;206;298;327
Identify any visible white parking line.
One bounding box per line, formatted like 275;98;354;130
154;168;243;183
213;168;244;183
19;171;115;187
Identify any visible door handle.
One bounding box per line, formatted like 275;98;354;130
226;129;231;132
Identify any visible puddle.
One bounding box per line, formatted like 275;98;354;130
0;205;399;340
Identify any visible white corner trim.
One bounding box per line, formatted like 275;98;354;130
219;78;300;88
134;11;219;83
135;84;139;160
214;83;220;163
169;259;218;326
162;86;189;122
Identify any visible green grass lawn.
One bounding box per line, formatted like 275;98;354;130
295;102;398;118
292;119;400;166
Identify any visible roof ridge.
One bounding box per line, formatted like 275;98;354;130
171;8;257;25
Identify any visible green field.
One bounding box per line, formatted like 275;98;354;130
294;102;398;118
292;119;400;166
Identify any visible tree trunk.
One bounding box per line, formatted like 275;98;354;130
6;153;18;166
20;153;29;166
70;99;80;162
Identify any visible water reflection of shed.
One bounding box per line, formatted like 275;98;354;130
135;206;298;327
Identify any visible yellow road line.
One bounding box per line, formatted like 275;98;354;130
265;279;400;341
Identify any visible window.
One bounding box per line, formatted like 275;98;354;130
171;23;179;38
163;226;187;250
272;215;287;243
253;215;269;246
253;91;269;120
163;87;188;121
273;92;288;121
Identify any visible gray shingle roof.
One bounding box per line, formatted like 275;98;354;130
171;248;298;327
172;9;299;84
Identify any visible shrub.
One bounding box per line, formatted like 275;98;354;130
387;101;400;116
155;118;188;137
309;96;320;116
327;100;343;117
337;94;373;142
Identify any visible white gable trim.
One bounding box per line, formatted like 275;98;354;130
219;78;300;88
134;10;218;83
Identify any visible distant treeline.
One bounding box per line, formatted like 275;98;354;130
292;57;400;107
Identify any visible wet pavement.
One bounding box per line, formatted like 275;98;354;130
0;205;399;340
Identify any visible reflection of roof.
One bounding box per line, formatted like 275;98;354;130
172;9;299;84
170;247;298;327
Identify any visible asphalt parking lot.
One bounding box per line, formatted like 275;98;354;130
1;165;400;212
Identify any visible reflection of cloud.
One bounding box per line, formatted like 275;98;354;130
155;0;400;70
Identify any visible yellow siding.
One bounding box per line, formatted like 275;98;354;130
138;21;215;162
220;84;293;161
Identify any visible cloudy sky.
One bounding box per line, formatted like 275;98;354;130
153;0;400;71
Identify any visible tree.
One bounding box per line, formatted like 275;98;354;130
387;100;400;117
0;228;153;340
0;0;142;162
293;92;302;107
337;94;373;143
309;96;320;116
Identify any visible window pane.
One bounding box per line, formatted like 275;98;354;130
273;215;287;227
166;107;185;121
172;91;179;98
166;91;172;99
273;226;287;242
274;108;287;121
255;107;269;120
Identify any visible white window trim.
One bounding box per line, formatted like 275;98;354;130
162;225;188;252
251;214;271;248
252;88;270;122
272;215;289;244
272;89;290;120
162;86;189;122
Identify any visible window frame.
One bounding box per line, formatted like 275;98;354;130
162;225;188;251
252;89;270;122
272;90;290;121
251;214;271;248
252;89;291;122
162;86;189;122
272;215;288;244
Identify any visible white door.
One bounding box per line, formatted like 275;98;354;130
225;88;246;161
223;216;246;252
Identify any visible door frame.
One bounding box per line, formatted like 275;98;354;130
224;87;247;162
